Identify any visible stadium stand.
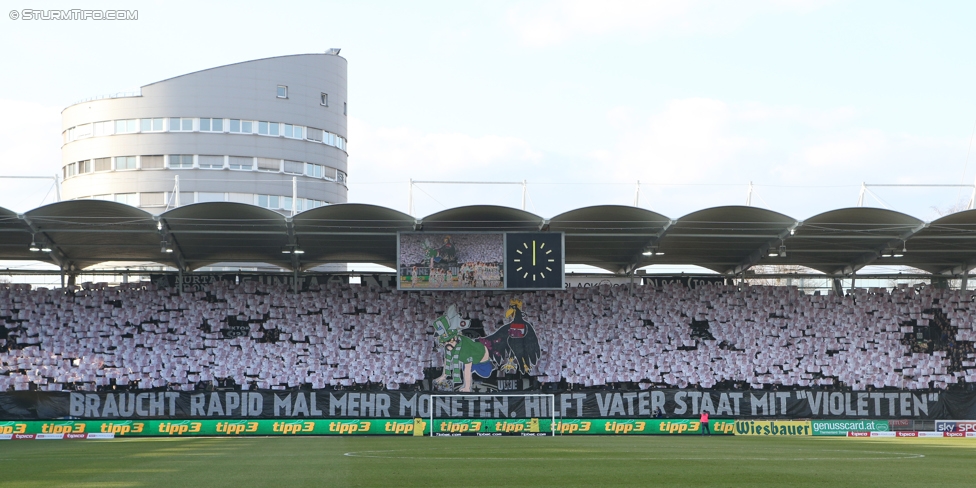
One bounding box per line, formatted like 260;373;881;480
1;281;975;393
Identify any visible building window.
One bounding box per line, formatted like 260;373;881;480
78;160;92;174
166;192;195;206
140;155;164;169
168;155;193;169
200;118;224;132
256;195;282;209
343;102;347;116
228;156;253;170
73;124;92;140
256;158;280;172
337;171;347;185
169;118;193;131
283;160;304;175
305;163;324;179
64;163;77;179
306;127;322;142
277;85;288;98
228;193;253;204
115;119;138;134
197;192;225;203
198;155;224;169
320;93;328;106
115;193;138;206
283;124;303;139
301;198;326;210
93;158;112;172
257;122;280;136
141;192;165;207
93;121;114;137
140;118;164;132
116;156;137;170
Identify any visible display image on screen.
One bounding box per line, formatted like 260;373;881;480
398;233;505;290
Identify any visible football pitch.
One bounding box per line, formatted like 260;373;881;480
1;436;974;487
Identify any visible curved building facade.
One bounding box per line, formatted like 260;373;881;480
60;53;348;214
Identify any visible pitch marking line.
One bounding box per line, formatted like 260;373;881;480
343;447;924;461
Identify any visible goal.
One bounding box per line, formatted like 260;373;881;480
428;394;556;437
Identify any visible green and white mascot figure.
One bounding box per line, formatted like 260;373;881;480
432;300;541;392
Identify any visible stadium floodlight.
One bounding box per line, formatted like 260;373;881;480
40;245;52;253
643;246;664;256
29;236;39;252
293;248;305;254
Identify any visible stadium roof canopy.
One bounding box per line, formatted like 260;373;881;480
2;201;976;276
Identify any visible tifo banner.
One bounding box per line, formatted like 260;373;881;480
734;420;812;436
811;420;890;436
2;389;975;421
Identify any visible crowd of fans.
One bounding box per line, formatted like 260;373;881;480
1;280;974;393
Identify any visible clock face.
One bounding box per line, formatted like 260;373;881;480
505;232;563;289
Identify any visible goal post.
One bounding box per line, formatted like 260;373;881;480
428;394;556;437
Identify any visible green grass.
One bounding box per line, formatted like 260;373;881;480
1;436;974;487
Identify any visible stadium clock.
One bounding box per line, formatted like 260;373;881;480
505;232;564;289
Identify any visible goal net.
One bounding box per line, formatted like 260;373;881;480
428;394;556;437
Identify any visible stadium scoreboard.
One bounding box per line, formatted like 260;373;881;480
397;232;565;290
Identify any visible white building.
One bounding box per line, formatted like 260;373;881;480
60;52;348;214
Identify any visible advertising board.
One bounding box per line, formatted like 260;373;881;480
734;420;812;436
811;420;889;436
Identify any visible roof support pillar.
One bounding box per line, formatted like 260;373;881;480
832;278;844;297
